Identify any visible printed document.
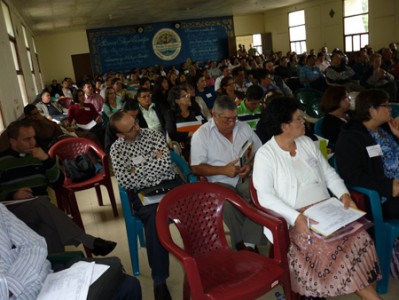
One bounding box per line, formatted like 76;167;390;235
303;197;366;237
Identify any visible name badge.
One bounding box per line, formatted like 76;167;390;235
132;156;145;165
366;144;383;157
84;107;90;111
206;93;212;98
305;156;318;168
195;115;204;121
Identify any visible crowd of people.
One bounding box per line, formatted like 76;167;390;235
1;42;399;299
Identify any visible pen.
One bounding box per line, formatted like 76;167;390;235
307;217;312;245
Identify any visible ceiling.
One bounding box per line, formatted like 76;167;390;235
11;0;307;36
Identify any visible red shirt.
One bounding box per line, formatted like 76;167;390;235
68;103;99;125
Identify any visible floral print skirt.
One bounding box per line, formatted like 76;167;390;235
288;228;381;298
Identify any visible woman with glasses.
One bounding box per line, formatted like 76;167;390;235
336;89;399;220
165;85;206;160
320;86;352;147
253;97;381;300
219;76;244;105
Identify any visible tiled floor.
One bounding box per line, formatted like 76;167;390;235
71;178;399;299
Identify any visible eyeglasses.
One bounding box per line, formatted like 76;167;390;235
218;114;237;124
378;103;392;108
180;93;190;99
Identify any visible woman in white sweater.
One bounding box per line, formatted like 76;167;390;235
253;97;381;300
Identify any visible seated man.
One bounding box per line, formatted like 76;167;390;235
0;119;116;255
24;104;66;151
190;96;264;251
236;85;263;129
0;202;141;300
136;88;165;132
109;111;177;300
83;82;104;113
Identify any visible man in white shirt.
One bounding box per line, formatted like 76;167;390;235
190;95;264;251
214;66;230;93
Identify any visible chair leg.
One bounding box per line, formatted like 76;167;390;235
183;276;191;300
95;185;104;206
105;180;119;217
376;231;395;294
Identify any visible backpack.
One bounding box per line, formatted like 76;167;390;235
63;154;96;182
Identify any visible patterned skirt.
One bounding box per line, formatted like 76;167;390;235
288;227;381;297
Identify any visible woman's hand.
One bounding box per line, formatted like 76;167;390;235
294;213;312;236
340;193;357;209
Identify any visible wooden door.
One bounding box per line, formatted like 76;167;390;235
71;53;93;85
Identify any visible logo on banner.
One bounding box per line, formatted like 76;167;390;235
152;29;181;61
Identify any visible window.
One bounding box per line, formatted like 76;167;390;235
252;34;263;55
22;25;38;95
289;10;307;54
32;37;44;90
1;2;28;106
344;0;369;52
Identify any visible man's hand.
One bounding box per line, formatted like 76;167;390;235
238;164;252;179
13;187;34;200
223;159;240;178
30;147;49;161
154;150;163;159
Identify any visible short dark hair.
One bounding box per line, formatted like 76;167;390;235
24;104;37;116
246;85;264;101
40;88;50;100
139;77;150;87
263;97;301;136
355;89;389;122
232;66;244;77
136;88;150;99
213;95;236;115
7;119;34;140
111;78;121;85
257;69;272;81
320;86;347;113
123;99;139;111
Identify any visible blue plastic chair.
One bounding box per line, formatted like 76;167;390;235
118;151;197;276
347;185;399;294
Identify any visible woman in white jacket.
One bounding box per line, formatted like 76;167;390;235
253;97;381;300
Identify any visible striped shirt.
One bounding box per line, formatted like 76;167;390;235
0;149;64;202
237;100;262;129
0;203;50;299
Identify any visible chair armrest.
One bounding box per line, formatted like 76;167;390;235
227;195;290;264
170;151;198;183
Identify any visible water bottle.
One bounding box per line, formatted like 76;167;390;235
275;291;286;300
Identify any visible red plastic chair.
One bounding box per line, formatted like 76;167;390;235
49;137;118;231
249;178;300;300
156;182;292;300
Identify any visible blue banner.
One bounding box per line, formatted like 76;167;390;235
87;16;234;74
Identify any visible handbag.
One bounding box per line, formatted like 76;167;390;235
63;154;97;182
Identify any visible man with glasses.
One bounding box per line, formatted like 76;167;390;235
135;88;165;132
109;111;176;300
190;96;264;252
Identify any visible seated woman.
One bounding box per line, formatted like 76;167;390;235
320;86;351;147
102;87;123;120
219;76;245;105
336;89;399;220
165;85;206;160
35;89;67;122
152;76;170;110
67;89;104;147
195;73;217;109
253;97;381;300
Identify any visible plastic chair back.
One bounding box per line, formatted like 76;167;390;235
347;185;399;294
294;88;322;108
157;182;293;300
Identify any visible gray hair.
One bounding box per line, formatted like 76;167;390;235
213;95;236;115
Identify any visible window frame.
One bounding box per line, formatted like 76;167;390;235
343;0;369;52
288;10;307;54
